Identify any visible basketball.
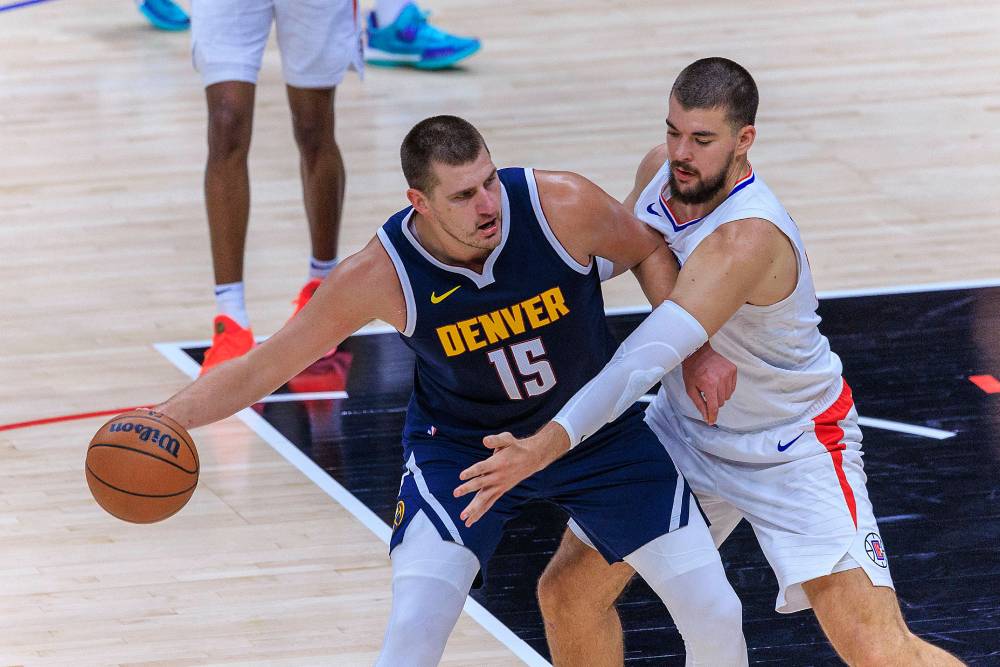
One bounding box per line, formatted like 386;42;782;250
85;409;199;523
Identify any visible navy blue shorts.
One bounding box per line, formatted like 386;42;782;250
389;408;693;586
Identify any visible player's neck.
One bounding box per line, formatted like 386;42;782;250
670;158;750;221
411;212;491;273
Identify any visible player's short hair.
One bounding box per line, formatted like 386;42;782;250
671;57;758;128
401;115;490;192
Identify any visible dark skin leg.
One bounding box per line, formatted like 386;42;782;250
204;81;256;285
285;85;344;263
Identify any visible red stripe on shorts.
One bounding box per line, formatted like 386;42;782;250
812;380;858;528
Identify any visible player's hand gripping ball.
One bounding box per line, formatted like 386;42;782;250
85;408;199;523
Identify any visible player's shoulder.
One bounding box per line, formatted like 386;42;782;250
532;169;596;197
634;144;669;188
705;216;786;256
531;169;607;216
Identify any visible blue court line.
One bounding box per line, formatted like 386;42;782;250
0;0;59;13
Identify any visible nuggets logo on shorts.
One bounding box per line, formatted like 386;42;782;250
864;532;888;568
393;501;405;530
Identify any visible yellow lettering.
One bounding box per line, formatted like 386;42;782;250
457;318;486;352
540;287;570;322
436;325;465;357
499;305;526;335
521;296;548;329
478;311;510;344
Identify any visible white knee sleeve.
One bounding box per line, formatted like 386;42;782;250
625;513;748;666
376;512;480;667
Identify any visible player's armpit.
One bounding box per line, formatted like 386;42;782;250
669;217;787;336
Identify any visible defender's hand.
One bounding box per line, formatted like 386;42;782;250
454;423;570;526
681;343;737;425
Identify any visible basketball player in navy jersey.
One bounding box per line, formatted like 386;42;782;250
458;60;963;665
154;115;749;665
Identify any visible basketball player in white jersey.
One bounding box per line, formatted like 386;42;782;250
455;59;963;665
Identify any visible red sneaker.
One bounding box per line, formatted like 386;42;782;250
200;315;255;376
291;278;337;358
291;278;323;318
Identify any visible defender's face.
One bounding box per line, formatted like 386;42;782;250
423;148;502;251
665;95;743;205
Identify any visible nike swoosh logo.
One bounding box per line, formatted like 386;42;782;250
777;432;805;452
646;203;662;217
430;286;461;304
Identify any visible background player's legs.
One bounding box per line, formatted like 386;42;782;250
537;530;634;666
205;81;256;290
377;511;480;667
285;86;344;276
199;81;257;373
803;569;963;666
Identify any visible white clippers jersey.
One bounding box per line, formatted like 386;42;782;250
636;160;844;439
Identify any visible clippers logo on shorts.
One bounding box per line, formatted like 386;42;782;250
864;532;888;568
108;421;181;458
393;501;405;530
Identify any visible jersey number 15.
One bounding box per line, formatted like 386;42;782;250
486;337;556;400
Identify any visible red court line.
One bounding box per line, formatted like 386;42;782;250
969;375;1000;394
0;406;152;432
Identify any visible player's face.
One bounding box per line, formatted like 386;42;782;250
665;95;747;205
423;148;503;252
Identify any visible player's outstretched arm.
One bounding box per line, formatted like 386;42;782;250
454;219;785;526
157;237;406;430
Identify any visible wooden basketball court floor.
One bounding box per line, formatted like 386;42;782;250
2;1;999;664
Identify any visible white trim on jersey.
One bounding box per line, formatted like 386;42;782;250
406;452;465;545
596;256;615;281
376;228;417;337
400;184;513;289
524;168;593;275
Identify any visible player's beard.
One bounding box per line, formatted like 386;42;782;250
668;151;736;205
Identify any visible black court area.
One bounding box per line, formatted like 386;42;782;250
183;286;1000;665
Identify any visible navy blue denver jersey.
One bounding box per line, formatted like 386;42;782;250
377;167;619;445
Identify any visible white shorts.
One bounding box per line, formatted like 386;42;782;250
191;0;363;89
644;381;895;613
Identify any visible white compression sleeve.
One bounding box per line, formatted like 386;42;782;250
553;300;708;447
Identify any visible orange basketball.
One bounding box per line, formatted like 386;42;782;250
85;409;199;523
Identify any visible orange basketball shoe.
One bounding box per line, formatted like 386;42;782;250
291;278;323;318
291;278;337;358
200;315;255;376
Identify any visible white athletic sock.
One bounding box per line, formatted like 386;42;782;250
214;281;249;329
308;256;339;281
374;0;410;26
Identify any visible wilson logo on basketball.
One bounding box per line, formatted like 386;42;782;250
108;421;181;458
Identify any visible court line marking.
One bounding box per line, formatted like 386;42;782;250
0;392;349;432
635;396;955;439
153;341;552;667
0;0;58;12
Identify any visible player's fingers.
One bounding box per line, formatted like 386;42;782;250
483;432;513;450
460;491;495;525
689;386;709;421
458;459;492;482
704;389;720;425
453;475;485;497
